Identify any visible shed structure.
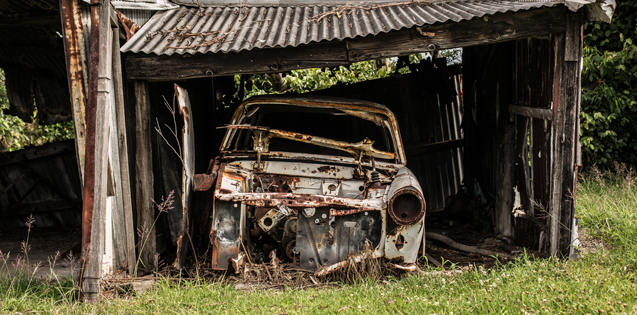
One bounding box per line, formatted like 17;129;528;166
0;0;615;300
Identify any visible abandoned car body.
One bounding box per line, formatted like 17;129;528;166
194;95;426;272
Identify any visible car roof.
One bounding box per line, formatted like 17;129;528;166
240;94;395;117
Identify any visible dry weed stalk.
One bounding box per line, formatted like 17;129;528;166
135;190;176;276
155;96;184;165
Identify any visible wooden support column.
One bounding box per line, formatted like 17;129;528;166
134;80;155;274
548;33;566;257
82;0;112;301
556;14;583;255
111;28;136;276
59;0;88;183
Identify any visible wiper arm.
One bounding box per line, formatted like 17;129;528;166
223;124;396;161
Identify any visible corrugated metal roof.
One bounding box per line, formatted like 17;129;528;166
121;0;569;56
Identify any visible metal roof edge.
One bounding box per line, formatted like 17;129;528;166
112;2;179;10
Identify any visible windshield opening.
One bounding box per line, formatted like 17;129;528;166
226;104;395;159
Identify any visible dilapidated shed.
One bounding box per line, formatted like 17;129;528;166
0;0;615;299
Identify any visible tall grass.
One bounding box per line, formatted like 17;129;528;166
577;164;637;271
1;169;636;314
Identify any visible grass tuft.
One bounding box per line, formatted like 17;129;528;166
1;166;637;313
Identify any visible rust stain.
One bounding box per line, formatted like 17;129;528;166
330;208;373;216
223;171;245;181
60;0;87;182
193;173;215;191
317;166;338;173
116;10;140;41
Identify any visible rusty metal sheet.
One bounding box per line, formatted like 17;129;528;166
193;173;215;192
225;125;396;161
60;0;88;183
210;200;243;270
121;0;568;56
173;84;195;270
215;192;385;210
296;207;382;270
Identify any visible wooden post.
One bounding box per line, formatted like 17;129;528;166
549;33;567;256
82;0;112;301
111;28;136;275
134;80;155;274
557;14;583;255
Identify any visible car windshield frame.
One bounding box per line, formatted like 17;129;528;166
219;97;407;164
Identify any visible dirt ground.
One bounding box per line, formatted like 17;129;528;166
0;227;81;280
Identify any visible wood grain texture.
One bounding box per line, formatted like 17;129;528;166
134;80;156;274
83;0;112;300
558;14;582;256
112;28;136;276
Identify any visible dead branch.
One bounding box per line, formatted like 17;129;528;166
425;232;516;260
310;1;431;22
165;30;235;50
154;95;184;165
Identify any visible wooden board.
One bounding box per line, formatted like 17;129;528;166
173;84;195;270
134;80;156;274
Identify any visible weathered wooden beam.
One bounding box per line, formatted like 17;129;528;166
509;104;553;121
81;0;112;301
60;0;89;184
347;8;567;62
126;41;350;81
405;139;464;157
134;80;156;274
558;14;582;256
111;28;136;276
496;119;515;240
548;33;566;257
0;140;75;167
125;7;567;81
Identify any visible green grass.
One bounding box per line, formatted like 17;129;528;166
2;170;637;314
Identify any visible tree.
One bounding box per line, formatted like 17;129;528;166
580;1;637;168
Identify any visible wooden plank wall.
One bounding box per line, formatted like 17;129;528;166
512;37;556;251
312;62;464;213
462;42;517;239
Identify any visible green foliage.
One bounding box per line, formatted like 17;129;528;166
583;1;637;52
581;1;637;168
577;165;637;271
580;45;637;166
0;69;75;152
239;54;425;99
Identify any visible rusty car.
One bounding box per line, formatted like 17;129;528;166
193;95;426;274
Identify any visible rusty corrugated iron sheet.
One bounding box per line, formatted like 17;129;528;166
121;0;563;56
